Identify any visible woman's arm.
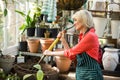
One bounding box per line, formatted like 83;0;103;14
43;50;64;56
58;31;70;49
61;38;70;49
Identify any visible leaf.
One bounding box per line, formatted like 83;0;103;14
26;15;31;27
36;70;44;80
4;8;8;17
19;24;26;34
23;74;33;80
15;10;26;17
33;64;41;70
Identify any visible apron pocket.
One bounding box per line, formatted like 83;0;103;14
76;68;97;80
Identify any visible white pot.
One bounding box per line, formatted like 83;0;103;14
93;17;108;37
108;3;120;11
91;0;106;11
102;48;119;71
114;0;120;3
111;20;120;39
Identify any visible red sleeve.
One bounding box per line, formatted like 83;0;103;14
64;32;99;60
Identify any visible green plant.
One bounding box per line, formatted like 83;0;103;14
23;64;44;80
0;68;20;80
15;10;37;34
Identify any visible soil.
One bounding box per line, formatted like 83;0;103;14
13;62;59;80
0;55;13;59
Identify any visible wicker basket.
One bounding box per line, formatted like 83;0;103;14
57;0;87;10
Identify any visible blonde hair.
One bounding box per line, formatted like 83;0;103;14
72;10;94;28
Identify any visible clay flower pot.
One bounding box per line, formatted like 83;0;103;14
27;39;40;53
40;38;54;52
54;49;72;73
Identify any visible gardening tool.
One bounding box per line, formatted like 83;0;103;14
38;24;74;63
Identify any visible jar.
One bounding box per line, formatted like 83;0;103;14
102;48;119;71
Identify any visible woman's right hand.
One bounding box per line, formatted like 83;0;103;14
57;31;65;42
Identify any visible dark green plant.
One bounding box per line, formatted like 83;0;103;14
0;68;20;80
15;10;37;34
23;64;44;80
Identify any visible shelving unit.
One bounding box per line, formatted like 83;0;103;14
20;51;42;57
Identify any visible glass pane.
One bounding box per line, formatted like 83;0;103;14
0;6;3;49
7;3;16;47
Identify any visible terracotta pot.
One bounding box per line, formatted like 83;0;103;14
27;39;40;53
54;49;72;73
40;38;54;52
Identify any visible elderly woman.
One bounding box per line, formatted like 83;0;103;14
43;10;103;80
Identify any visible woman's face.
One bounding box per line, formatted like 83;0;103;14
73;18;84;31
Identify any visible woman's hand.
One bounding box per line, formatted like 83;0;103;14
57;31;65;42
43;50;52;56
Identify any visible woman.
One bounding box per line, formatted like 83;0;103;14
43;10;103;80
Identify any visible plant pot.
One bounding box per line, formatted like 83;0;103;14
18;41;28;51
111;20;120;39
27;39;40;53
40;38;54;52
27;27;35;37
49;28;59;38
93;17;108;37
0;55;15;74
36;27;47;37
54;49;72;73
102;48;119;71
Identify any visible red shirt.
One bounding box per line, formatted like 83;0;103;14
64;28;100;62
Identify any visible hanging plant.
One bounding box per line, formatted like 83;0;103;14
57;0;87;10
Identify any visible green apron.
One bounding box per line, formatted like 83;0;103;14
76;52;103;80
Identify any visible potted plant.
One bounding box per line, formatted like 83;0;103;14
36;20;50;38
18;34;28;52
0;68;20;80
23;64;44;80
15;10;37;37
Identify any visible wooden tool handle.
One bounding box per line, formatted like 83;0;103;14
38;37;60;63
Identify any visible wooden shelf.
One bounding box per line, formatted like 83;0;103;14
88;9;120;13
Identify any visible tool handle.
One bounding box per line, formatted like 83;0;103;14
38;27;73;63
38;37;60;63
48;38;60;51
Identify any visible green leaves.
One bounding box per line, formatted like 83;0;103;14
4;8;7;17
34;64;44;80
33;64;41;70
37;70;44;80
23;74;34;80
15;10;26;17
23;64;44;80
15;10;37;34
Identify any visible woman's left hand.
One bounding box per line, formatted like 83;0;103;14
43;50;52;56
